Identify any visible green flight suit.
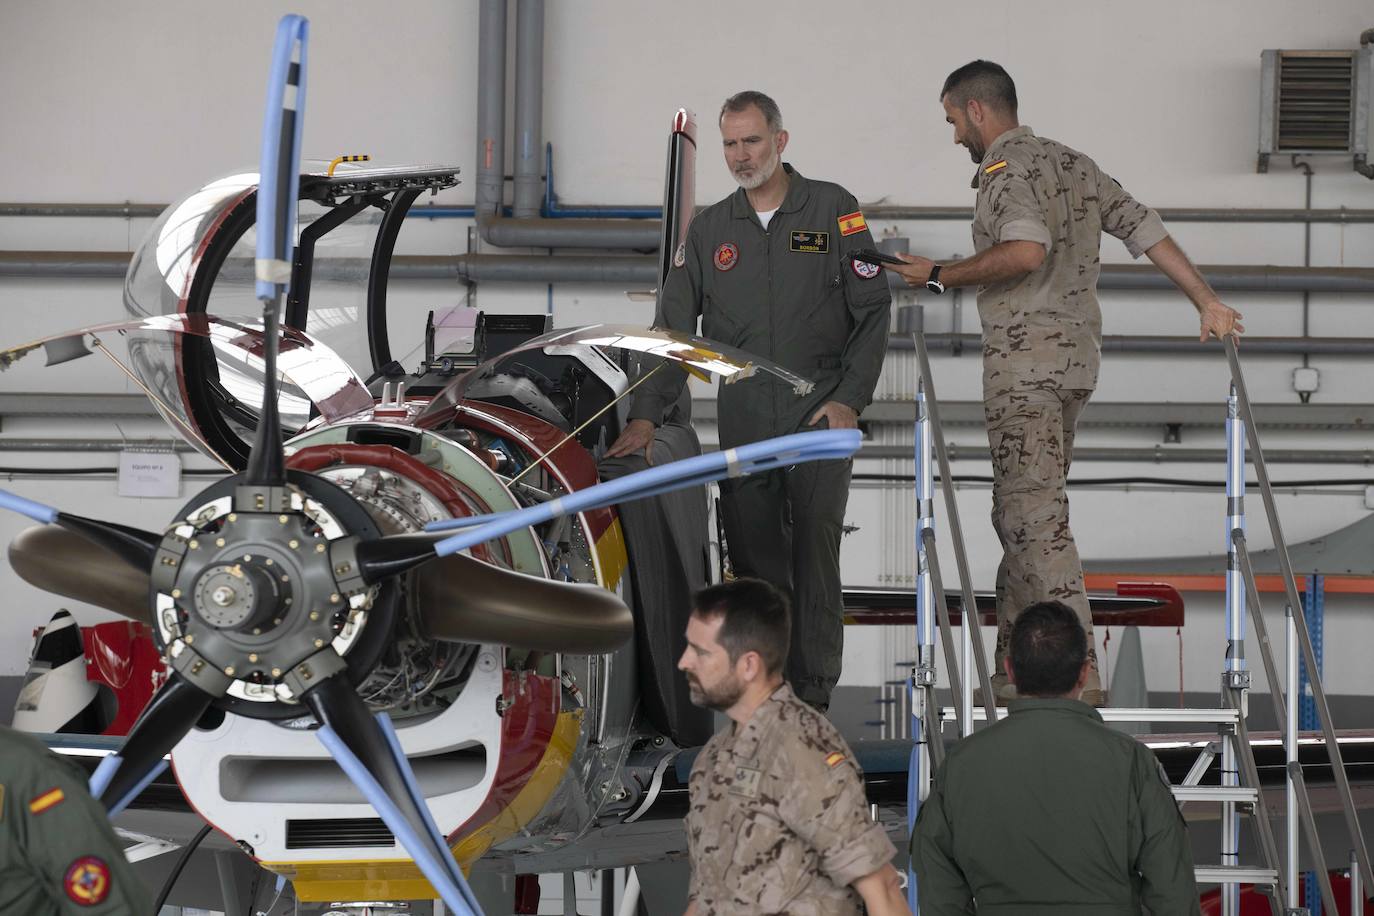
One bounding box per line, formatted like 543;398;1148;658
910;699;1200;915
0;726;152;914
629;164;892;709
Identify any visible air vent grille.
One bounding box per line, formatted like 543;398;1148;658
286;817;394;849
1276;51;1354;151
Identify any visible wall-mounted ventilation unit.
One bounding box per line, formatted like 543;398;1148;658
1258;34;1373;177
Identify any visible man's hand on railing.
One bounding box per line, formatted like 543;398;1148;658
1199;299;1245;342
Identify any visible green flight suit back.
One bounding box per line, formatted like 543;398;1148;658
911;698;1200;915
0;725;152;915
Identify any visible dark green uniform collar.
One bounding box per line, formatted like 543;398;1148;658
729;163;812;219
1007;695;1103;722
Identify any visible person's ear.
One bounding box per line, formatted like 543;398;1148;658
1074;658;1092;694
966;99;984;126
1003;656;1015;684
739;650;762;683
775;129;789;157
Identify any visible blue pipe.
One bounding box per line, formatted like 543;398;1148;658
255;15;309;301
544;143;660;219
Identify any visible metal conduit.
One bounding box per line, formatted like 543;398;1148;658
0;438;1366;465
8;251;1374;297
473;0;659;250
860;444;1374;464
8;202;1374;225
512;0;544;220
895;335;1374;355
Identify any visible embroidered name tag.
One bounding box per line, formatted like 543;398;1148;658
790;230;829;253
728;765;763;799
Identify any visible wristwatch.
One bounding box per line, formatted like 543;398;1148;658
925;264;946;295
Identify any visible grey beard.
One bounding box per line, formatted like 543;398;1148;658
733;154;779;190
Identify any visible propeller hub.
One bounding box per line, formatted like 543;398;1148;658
192;561;284;630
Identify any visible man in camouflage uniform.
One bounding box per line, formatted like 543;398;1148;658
911;601;1200;914
890;60;1244;705
0;724;152;914
677;578;908;915
608;90;892;713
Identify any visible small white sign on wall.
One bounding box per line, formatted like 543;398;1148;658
117;450;182;498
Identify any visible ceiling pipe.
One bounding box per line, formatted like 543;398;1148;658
893;334;1374;356
7;251;1374;297
512;0;544;220
859;444;1374;465
473;0;658;250
0;439;197;453
9;200;1374;224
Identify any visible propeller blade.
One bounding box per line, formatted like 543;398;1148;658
424;429;862;558
246;14;310;488
54;512;161;571
9;525;152;622
0;487;161;571
89;673;214;815
413;553;633;654
304;674;480;915
354;532;446;585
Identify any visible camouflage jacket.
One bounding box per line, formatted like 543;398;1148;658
686;683;895;915
972;126;1168;399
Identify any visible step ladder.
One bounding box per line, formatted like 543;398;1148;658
900;307;1369;916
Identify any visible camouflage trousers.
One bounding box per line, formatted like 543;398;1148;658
720;458;852;711
985;387;1101;691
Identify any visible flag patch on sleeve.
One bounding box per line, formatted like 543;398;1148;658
983;159;1008;175
29;787;65;814
825;751;846;768
837;210;867;236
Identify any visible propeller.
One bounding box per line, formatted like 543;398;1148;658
0;15;864;914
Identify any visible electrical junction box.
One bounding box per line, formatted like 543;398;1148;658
1292;366;1320;395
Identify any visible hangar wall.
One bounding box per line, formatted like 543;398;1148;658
0;0;1372;711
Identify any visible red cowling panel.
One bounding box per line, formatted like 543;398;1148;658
81;621;167;736
450;669;560;843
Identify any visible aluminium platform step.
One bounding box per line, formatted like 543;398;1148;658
1194;865;1279;885
1172;786;1260;804
937;706;1240;725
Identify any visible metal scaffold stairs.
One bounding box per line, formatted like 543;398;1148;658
902;306;1369;916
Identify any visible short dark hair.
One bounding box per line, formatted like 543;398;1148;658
1009;601;1087;696
692;577;791;675
720;90;784;133
941;60;1018;115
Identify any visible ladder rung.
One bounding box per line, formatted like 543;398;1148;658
938;706;1239;725
1194;865;1279;885
1172;786;1259;804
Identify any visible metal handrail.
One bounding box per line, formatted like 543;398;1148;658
1224;337;1374;896
910;315;997;721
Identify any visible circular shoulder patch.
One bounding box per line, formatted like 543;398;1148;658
64;856;111;906
672;242;686;269
851;258;881;280
713;242;739;272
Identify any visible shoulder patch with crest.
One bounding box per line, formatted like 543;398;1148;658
838;210;867;237
851;259;881;280
672;242;686;269
64;856;111;906
984;159;1009;175
713;242;739;272
728;765;763;798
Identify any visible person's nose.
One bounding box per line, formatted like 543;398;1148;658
677;649;691;671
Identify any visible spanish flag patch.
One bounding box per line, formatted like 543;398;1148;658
984;159;1008;175
825;751;846;768
29;786;65;815
837;210;867;237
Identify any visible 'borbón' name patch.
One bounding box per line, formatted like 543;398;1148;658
790;230;829;253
